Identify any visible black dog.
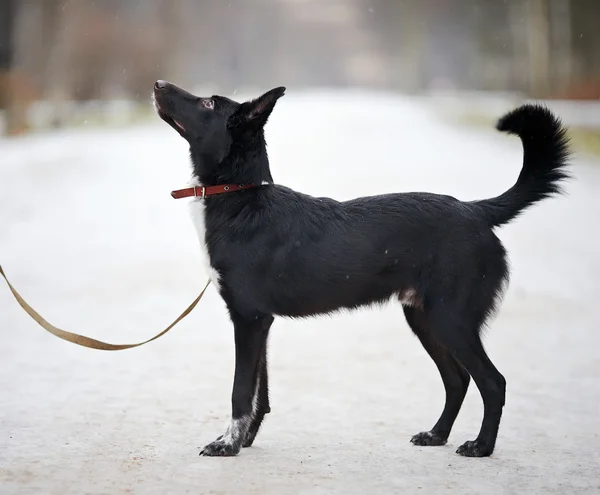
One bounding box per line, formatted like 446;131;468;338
152;80;570;458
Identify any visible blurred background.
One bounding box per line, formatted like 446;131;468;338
2;2;600;492
1;0;599;140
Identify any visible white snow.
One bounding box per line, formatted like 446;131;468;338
1;92;599;494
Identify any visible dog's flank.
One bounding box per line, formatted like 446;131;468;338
153;80;570;458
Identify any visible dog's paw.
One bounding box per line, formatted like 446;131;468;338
199;438;241;457
410;431;447;446
242;424;262;448
456;439;493;457
242;431;257;448
241;412;267;448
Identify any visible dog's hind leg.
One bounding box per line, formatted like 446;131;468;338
200;313;274;457
425;307;506;457
242;332;271;448
404;305;471;447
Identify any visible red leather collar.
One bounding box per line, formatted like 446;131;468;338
170;184;258;199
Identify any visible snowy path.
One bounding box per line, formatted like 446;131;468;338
1;93;599;494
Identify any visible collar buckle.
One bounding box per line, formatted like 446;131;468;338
193;186;206;199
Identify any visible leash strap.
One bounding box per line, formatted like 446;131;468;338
0;264;211;351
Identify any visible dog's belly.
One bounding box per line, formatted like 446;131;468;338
189;198;221;290
265;273;414;318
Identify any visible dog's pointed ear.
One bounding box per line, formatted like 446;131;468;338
238;86;285;125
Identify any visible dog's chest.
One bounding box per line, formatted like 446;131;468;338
189;199;221;289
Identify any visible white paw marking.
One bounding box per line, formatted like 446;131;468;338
220;416;252;446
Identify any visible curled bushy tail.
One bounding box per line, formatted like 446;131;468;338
473;104;571;228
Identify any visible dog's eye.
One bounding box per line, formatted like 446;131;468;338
200;99;214;110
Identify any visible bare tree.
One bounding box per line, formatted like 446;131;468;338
0;0;24;134
527;0;551;96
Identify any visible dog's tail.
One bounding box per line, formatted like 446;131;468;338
472;104;571;228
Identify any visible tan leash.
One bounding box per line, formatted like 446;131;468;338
0;264;211;351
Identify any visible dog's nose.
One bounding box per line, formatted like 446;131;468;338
154;80;167;90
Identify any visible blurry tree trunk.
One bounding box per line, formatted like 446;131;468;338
527;0;551;96
40;0;64;97
508;0;529;92
0;0;26;134
549;0;571;93
400;1;425;92
370;0;425;92
0;0;11;73
158;0;185;83
568;1;600;98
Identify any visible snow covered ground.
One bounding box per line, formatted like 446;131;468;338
1;92;599;494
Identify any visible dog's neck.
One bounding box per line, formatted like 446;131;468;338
190;145;273;187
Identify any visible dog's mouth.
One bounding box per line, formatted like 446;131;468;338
153;93;186;133
163;111;186;132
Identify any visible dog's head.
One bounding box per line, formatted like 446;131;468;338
153;80;285;185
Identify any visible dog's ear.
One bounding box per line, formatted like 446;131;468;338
237;87;286;126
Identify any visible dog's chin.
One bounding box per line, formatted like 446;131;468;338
157;110;187;137
153;93;187;137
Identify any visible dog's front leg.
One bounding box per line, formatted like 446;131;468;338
242;331;271;448
200;313;273;457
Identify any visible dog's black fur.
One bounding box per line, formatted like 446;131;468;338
153;80;570;458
